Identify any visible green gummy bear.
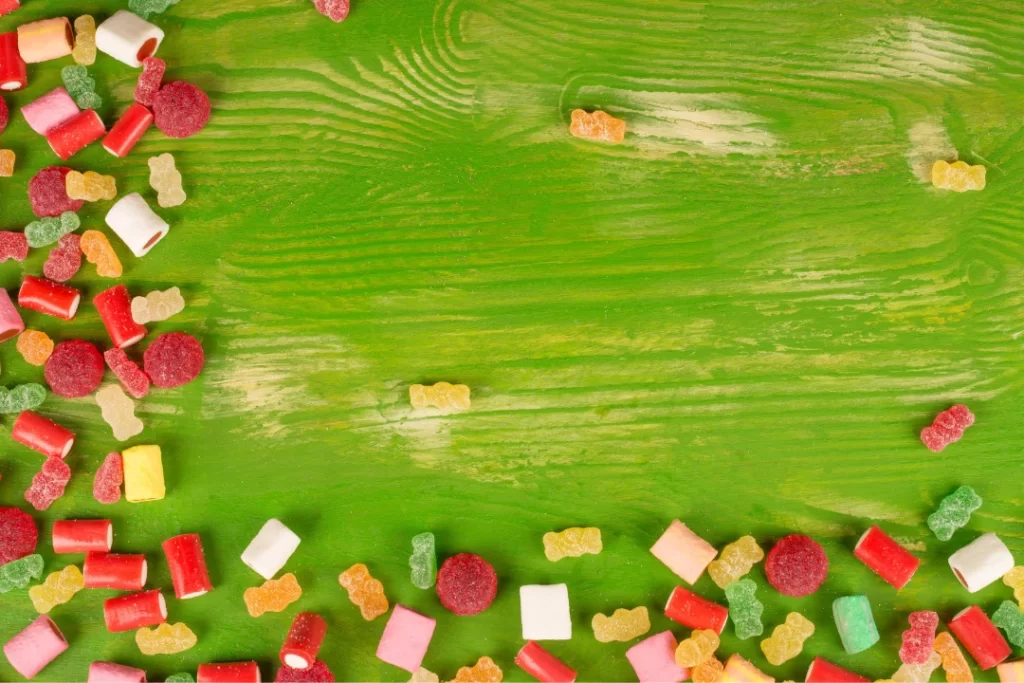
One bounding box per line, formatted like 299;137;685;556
724;578;763;640
26;212;80;248
165;675;195;683
927;486;982;542
0;554;44;592
128;0;182;19
61;66;101;109
993;601;1024;648
0;383;46;414
409;532;436;589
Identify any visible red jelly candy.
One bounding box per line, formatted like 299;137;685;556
900;611;939;665
276;661;336;683
435;553;498;616
313;0;350;22
0;231;28;262
45;340;105;398
153;81;211;139
25;457;72;511
93;452;124;505
143;332;204;388
0;506;38;564
0;95;7;134
921;404;974;452
134;56;165;107
43;234;82;283
28;166;85;218
765;534;828;597
104;348;151;399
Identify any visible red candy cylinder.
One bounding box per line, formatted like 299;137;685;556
0;32;26;91
102;103;153;158
163;533;213;599
949;605;1011;670
516;641;578;683
853;525;920;590
197;662;261;683
46;109;105;160
664;586;729;634
12;410;74;458
19;275;81;320
279;612;327;670
85;553;147;591
103;589;167;632
804;657;869;683
94;285;146;348
52;520;112;553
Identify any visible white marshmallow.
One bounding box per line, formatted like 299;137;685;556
520;584;572;640
105;193;169;257
948;532;1014;593
95;10;164;68
241;519;301;580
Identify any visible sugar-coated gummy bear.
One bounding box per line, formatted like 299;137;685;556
0;383;46;414
932;160;986;192
0;231;28;261
104;348;151;399
1004;567;1024;609
900;611;939;665
244;572;303;617
96;384;144;441
409;669;440;683
128;0;181;18
543;527;602;561
724;579;764;640
570;109;626;144
927;486;982;542
29;564;83;613
0;507;39;565
889;650;942;683
675;629;720;668
43;234;82;283
760;612;815;666
992;601;1024;648
93;452;124;504
708;535;764;589
25;457;72;511
592;606;651;643
148;153;186;207
339;563;389;620
153;81;211;139
61;65;101;110
312;0;350;22
66;170;116;201
0;554;43;592
144;332;205;388
72;15;96;65
765;534;828;597
166;675;195;683
409;382;471;410
29;167;84;218
0;149;14;177
132;287;185;324
921;405;975;452
26;211;80;248
80;230;123;278
277;661;336;682
691;656;724;683
135;57;165;106
452;656;503;683
45;340;104;398
436;553;498;616
933;631;973;683
136;622;197;655
409;532;437;589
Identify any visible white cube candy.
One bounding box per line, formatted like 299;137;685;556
520;584;572;640
96;10;164;68
948;532;1014;593
105;193;169;257
241;519;301;580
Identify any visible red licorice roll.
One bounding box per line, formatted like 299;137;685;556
12;410;74;458
52;520;112;553
516;641;577;683
0;32;26;91
197;662;261;683
280;612;327;669
163;533;212;599
19;275;81;320
949;605;1011;670
853;525;920;590
103;103;153;158
103;589;166;632
85;553;147;591
94;285;146;348
804;657;869;683
46;109;105;160
664;586;729;634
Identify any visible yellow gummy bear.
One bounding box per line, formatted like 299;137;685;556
410;669;440;683
148;153;186;208
543;527;602;561
136;622;197;655
450;657;502;683
934;632;973;683
339;563;389;620
676;629;720;668
569;109;626;144
65;170;116;201
760;612;815;666
132;287;186;325
592;606;650;643
72;15;96;65
692;656;725;683
80;230;123;278
889;651;942;683
244;573;303;617
708;535;764;589
931;160;986;192
1004;567;1024;609
409;382;471;411
96;385;143;441
29;565;84;614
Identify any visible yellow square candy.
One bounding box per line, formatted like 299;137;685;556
122;445;165;502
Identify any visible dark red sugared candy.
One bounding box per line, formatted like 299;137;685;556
313;0;349;22
28;166;84;218
153;81;211;139
143;332;205;388
436;552;498;616
0;507;38;564
43;234;82;283
765;534;828;597
275;661;335;682
0;96;7;134
0;231;28;262
45;339;105;398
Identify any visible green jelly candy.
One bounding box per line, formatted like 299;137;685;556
724;578;763;640
0;554;44;592
993;601;1024;648
833;595;879;654
26;212;80;248
128;0;181;19
165;675;195;683
927;486;982;542
0;383;46;414
409;532;437;590
61;66;100;109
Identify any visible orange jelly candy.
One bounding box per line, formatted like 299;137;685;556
451;657;503;683
339;563;389;620
569;109;626;144
17;330;54;366
243;573;302;617
80;230;123;278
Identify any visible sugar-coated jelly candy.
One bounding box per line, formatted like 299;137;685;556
93;452;124;504
81;230;123;278
932;160;985;192
104;348;151;399
765;534;828;597
890;651;942;683
409;532;437;589
0;507;38;566
72;15;96;65
149;153;186;207
543;527;602;562
675;629;719;668
65;170;116;201
339;563;389;620
43;234;82;283
128;0;181;19
131;286;185;324
921;405;974;452
153;81;210;139
760;612;814;666
25;457;72;511
0;554;43;592
29;166;83;217
96;384;143;441
452;656;503;683
569;109;626;144
29;564;83;613
992;601;1024;649
313;0;349;22
134;56;165;106
1004;567;1024;609
592;606;650;643
136;622;197;655
45;340;104;398
691;656;724;683
724;578;763;640
0;383;46;413
708;535;763;589
144;332;204;388
61;65;101;110
0;230;28;261
899;611;939;665
0;149;14;176
409;381;471;410
26;212;80;249
436;553;497;616
927;486;982;542
933;631;973;683
244;573;302;617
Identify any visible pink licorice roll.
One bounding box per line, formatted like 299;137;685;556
664;586;729;633
197;662;261;683
53;519;113;553
163;533;213;599
280;612;327;669
46;109;105;160
0;288;24;341
12;410;75;458
853;525;920;590
17;18;73;63
949;605;1011;670
19;275;81;320
103;589;167;632
103;103;153;158
3;615;68;679
22;87;79;135
87;662;146;683
0;32;26;91
804;657;870;683
516;641;577;683
85;553;147;591
94;285;146;348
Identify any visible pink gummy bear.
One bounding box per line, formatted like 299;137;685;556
93;452;123;505
25;458;72;511
899;611;939;665
920;405;974;452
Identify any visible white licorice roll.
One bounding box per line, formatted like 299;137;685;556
948;532;1014;593
95;10;164;68
241;519;301;580
105;193;169;257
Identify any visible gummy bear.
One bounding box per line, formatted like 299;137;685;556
313;0;350;22
409;382;471;410
135;57;165;107
66;170;116;202
900;611;939;665
410;532;437;589
0;149;14;177
890;650;942;683
0;383;46;413
0;231;28;261
148;153;186;208
136;622;197;655
96;385;144;441
29;564;83;613
128;0;181;19
927;486;982;542
921;405;975;452
451;657;502;683
0;554;43;592
132;287;186;324
932;160;986;192
1004;567;1024;609
569;109;626;144
691;656;724;683
675;629;720;668
339;563;389;620
543;527;602;561
724;578;764;640
708;535;764;589
166;675;195;683
93;452;124;504
80;230;123;278
244;572;302;617
410;670;440;683
992;601;1024;648
592;606;650;643
25;457;71;512
61;65;101;110
26;211;79;248
933;631;973;683
760;612;815;666
43;234;82;283
104;348;151;399
72;15;96;65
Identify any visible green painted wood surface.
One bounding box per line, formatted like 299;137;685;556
0;0;1022;680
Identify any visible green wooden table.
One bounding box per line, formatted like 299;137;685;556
0;0;1022;680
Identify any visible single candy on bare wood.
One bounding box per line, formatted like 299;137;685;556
921;404;974;452
570;109;626;144
149;153;186;207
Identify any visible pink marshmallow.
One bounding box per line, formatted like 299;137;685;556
0;288;24;342
650;519;718;585
21;87;79;135
88;662;147;683
376;604;436;673
4;615;68;679
626;631;689;683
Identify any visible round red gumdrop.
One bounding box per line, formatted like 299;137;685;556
0;96;8;134
436;553;498;616
45;340;105;398
144;332;205;388
153;81;211;139
765;534;829;597
28;166;84;218
0;507;39;565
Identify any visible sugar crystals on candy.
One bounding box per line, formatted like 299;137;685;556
244;573;302;617
0;507;38;564
452;656;502;683
29;564;83;613
569;109;626;144
899;611;939;665
25;211;80;248
72;15;96;65
921;405;975;452
65;170;116;201
0;383;46;413
93;452;124;504
0;554;43;592
104;348;151;399
45;340;104;398
927;486;982;542
543;527;602;562
0;231;27;262
136;622;197;655
96;384;144;441
134;56;165;106
409;532;437;590
765;534;828;597
436;553;498;616
724;578;764;640
592;606;650;643
43;234;82;283
932;161;986;192
339;563;389;620
131;287;185;324
708;536;763;589
29;166;83;217
312;0;350;22
153;81;211;138
149;152;186;207
81;230;123;278
760;612;814;666
144;332;205;388
25;458;72;511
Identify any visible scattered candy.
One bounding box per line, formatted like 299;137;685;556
340;563;389;620
691;656;724;683
154;81;211;138
72;15;96;65
81;230;123;278
569;109;626;144
933;631;974;683
3;615;68;679
122;444;165;503
105;193;169;256
87;662;146;683
765;534;828;597
29;166;83;217
900;611;939;665
12;410;75;458
543;527;602;562
277;661;336;682
409;668;440;683
993;601;1024;648
47;110;106;160
17;18;74;63
521;584;572;640
1006;567;1024;609
665;586;729;634
26;211;80;248
0;31;26;91
136;622;197;655
29;564;83;613
96;11;164;67
436;553;498;616
760;612;814;666
804;658;869;683
592;606;650;643
52;519;112;553
244;573;302;617
724;578;763;640
853;525;920;590
517;641;578;683
280;612;326;669
150;153;187;207
720;653;773;682
43;234;83;282
96;284;147;348
832;595;879;654
922;405;975;452
83;552;147;590
0;289;23;340
19;275;81;320
452;656;503;682
312;0;349;22
0;231;27;262
93;452;124;504
45;339;104;398
0;383;46;413
129;0;182;19
66;170;116;201
22;88;78;135
0;554;43;592
948;532;1014;593
197;662;260;683
242;518;301;580
410;532;437;589
932;161;986;192
164;533;213;599
708;536;763;589
675;629;719;668
103;102;154;158
376;604;436;673
61;65;102;109
928;486;983;542
0;149;13;176
651;520;718;585
25;457;72;511
409;381;471;410
135;56;165;106
948;605;1011;670
104;589;167;632
96;384;144;441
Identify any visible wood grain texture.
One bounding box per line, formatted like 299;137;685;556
0;0;1022;680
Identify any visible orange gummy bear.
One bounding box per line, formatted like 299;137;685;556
691;656;724;683
80;230;123;278
339;563;389;620
244;573;302;617
451;657;503;683
934;632;973;683
0;149;14;177
17;330;54;366
569;109;626;144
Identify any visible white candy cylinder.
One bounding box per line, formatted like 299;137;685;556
241;519;301;580
105;193;169;257
95;10;164;68
948;532;1014;593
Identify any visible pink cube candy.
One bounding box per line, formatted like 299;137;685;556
4;615;68;679
21;87;79;135
376;604;436;673
626;631;689;683
650;520;718;585
88;662;146;683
